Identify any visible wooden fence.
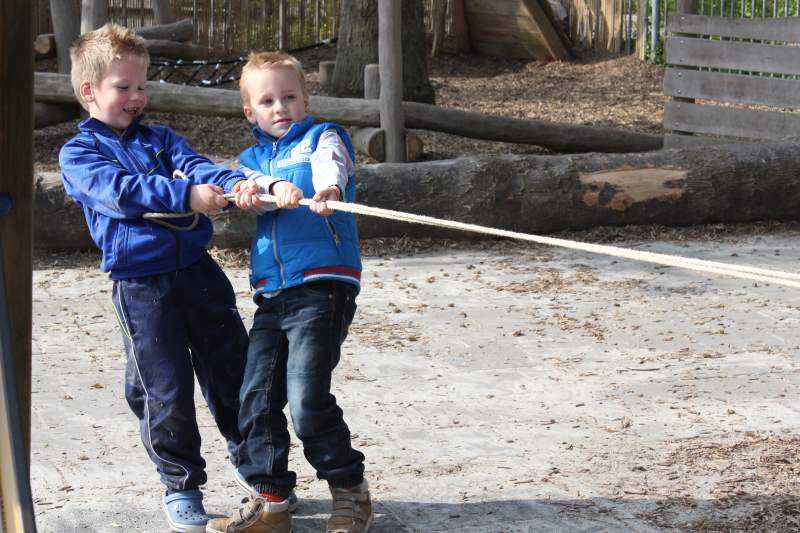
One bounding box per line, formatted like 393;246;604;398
663;13;800;146
32;0;463;53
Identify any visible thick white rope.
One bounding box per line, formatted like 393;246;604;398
223;193;800;289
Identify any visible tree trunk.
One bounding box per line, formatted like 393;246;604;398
331;0;435;103
33;142;800;248
80;0;108;34
151;0;175;25
49;0;80;73
35;72;663;153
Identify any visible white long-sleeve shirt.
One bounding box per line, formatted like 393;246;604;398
239;130;353;213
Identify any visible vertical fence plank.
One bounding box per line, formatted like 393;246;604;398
279;0;286;49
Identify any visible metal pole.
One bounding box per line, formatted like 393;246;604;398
650;0;660;57
378;0;405;162
0;233;36;533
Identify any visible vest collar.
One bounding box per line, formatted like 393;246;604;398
252;116;315;146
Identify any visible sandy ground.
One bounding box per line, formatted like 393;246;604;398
27;40;799;533
29;230;800;532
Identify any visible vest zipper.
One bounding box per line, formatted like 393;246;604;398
325;219;341;246
270;140;286;287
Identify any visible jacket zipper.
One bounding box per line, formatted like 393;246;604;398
123;138;181;270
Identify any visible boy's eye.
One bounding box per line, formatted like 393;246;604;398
263;99;273;105
287;95;296;101
117;85;129;90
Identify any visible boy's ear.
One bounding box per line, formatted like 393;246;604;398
243;105;257;125
79;81;94;104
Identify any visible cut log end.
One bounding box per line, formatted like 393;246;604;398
351;127;424;162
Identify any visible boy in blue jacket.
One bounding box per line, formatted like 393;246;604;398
206;52;371;533
59;23;251;533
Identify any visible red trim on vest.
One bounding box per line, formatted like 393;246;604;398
255;279;267;287
304;267;361;279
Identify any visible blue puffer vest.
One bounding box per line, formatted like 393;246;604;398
239;116;361;298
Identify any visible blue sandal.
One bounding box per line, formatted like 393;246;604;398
163;489;209;533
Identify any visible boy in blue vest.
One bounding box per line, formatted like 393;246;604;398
206;52;371;533
59;23;252;533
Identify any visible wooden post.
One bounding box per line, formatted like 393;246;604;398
354;63;424;162
0;0;35;531
378;0;404;163
636;0;647;59
451;0;471;52
279;0;287;50
431;0;447;57
364;63;380;100
319;60;336;92
315;0;321;41
151;0;175;25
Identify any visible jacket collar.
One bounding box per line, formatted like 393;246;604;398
252;116;315;147
78;114;146;140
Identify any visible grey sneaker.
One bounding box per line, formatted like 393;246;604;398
233;468;299;512
205;495;291;533
326;480;373;533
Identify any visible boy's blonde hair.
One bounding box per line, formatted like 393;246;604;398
70;23;150;110
240;51;307;105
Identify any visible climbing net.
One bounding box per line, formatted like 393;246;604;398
148;38;337;87
149;56;246;86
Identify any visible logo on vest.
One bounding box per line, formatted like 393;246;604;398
277;139;313;168
291;139;312;157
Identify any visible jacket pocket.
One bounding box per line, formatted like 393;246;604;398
112;224;129;270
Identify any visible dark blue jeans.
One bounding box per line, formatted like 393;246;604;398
237;280;364;498
112;254;249;491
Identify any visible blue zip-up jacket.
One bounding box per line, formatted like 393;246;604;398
239;116;361;297
60;116;246;279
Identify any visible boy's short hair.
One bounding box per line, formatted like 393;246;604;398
70;23;150;110
240;51;307;105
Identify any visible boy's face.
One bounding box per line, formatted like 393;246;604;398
243;67;308;138
80;55;148;134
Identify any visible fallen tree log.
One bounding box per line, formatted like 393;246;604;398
350;126;424;162
34;142;800;250
34;72;662;153
34;33;56;59
144;39;208;60
34;20;194;61
135;18;193;42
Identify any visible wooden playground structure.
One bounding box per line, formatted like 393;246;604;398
454;0;574;60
